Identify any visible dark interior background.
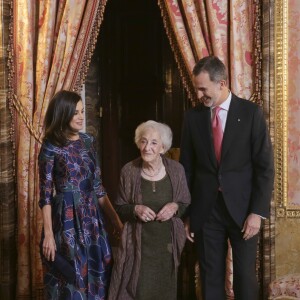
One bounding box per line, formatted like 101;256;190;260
96;0;190;202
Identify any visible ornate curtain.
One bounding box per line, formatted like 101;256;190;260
158;0;263;299
9;0;107;298
158;0;262;105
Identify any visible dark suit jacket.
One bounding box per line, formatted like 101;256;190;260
180;94;274;232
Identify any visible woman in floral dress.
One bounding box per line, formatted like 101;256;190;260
39;90;122;299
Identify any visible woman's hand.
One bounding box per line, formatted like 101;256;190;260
99;195;123;238
114;217;124;232
41;205;56;261
112;217;124;239
156;202;178;222
134;205;156;222
184;217;194;242
43;233;57;261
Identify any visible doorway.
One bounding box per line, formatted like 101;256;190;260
96;0;190;202
84;1;196;299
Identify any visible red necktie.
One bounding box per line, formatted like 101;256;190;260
212;106;223;163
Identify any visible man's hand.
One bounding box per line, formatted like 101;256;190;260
184;217;194;242
242;213;261;240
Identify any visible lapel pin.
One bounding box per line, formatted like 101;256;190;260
238;118;241;122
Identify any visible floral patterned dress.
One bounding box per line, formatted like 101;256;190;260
39;132;112;300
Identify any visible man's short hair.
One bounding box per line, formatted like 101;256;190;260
192;56;227;82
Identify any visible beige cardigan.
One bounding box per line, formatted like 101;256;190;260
108;156;191;300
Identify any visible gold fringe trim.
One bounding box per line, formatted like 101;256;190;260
7;0;17;174
157;0;197;105
7;1;43;147
250;0;263;106
7;0;19;247
8;2;43;146
72;0;108;92
8;1;109;143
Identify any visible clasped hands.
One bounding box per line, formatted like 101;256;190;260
134;203;178;222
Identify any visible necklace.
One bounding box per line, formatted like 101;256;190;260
141;157;163;178
142;167;161;178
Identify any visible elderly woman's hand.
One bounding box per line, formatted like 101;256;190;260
134;205;156;222
156;203;178;222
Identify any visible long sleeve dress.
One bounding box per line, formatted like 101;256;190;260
108;156;191;300
119;175;187;300
39;132;111;300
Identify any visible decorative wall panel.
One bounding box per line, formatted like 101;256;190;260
275;0;300;217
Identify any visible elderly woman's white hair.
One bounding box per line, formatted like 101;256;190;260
134;120;173;154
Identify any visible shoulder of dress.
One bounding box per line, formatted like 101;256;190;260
79;132;93;140
79;133;97;148
41;139;57;150
39;140;59;158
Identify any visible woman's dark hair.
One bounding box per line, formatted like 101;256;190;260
43;90;82;147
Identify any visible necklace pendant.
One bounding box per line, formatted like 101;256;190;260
152;181;156;192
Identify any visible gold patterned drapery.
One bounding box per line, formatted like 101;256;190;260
158;0;263;299
9;0;107;298
158;0;262;105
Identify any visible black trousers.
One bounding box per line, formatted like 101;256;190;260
195;192;259;300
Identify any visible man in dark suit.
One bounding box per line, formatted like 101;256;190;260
180;56;274;300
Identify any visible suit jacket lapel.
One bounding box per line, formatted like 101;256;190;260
196;105;218;167
221;96;240;162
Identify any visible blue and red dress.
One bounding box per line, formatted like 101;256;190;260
39;132;111;299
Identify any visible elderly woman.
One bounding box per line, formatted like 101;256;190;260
108;120;191;300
